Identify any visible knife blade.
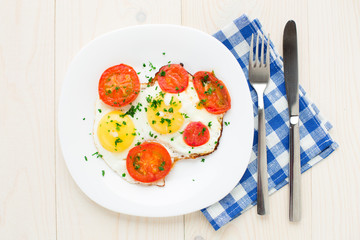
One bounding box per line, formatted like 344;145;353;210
283;20;301;222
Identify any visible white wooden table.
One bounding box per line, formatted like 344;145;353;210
1;0;359;239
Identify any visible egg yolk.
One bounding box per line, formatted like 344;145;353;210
97;110;136;152
147;96;184;134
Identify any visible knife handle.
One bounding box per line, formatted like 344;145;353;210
257;108;269;215
289;118;301;221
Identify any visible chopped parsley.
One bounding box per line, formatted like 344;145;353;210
162;52;166;55
201;74;209;87
83;118;85;120
98;109;102;113
137;72;141;75
208;121;212;128
92;152;103;158
114;137;123;146
160;118;171;126
155;112;160;116
102;170;105;177
181;113;190;119
158;161;166;171
151;99;163;109
171;137;174;141
149;62;156;71
198;99;207;106
168;107;173;113
143;63;146;67
175;87;179;91
152;120;156;124
149;131;154;137
204;87;215;95
160;70;166;76
224;121;230;126
84;156;88;161
201;158;205;162
120;103;142;118
198;127;206;136
146;95;152;103
179;131;184;134
135;141;141;146
122;173;126;177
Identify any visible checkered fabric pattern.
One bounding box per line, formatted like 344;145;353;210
201;14;339;231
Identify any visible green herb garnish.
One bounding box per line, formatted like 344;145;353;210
204;87;215;95
92;152;103;158
115;137;123;146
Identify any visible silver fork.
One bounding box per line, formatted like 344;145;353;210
249;33;270;215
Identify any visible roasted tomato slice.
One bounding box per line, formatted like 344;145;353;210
98;64;140;107
183;121;210;147
156;64;189;93
126;142;172;183
193;71;231;114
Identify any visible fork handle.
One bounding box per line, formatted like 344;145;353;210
257;108;269;215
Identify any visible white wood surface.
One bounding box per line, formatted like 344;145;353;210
1;0;359;239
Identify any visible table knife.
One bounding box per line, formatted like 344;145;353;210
283;20;301;222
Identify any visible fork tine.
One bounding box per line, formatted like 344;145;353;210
255;34;260;67
260;34;265;66
250;34;254;66
266;34;270;68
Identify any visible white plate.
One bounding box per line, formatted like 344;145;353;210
58;24;253;217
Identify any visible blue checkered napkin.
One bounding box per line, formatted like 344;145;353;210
201;14;339;231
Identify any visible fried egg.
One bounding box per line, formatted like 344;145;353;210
94;74;224;186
